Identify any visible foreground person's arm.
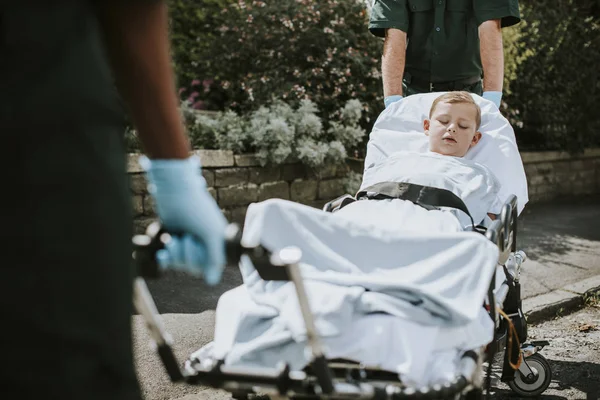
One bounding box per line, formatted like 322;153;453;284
95;0;227;284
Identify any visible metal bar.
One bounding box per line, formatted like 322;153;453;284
284;260;335;394
133;278;171;346
285;263;325;358
133;277;184;381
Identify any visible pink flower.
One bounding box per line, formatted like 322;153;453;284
192;100;206;110
191;79;200;86
202;79;213;92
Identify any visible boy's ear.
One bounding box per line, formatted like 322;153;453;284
470;131;482;147
423;119;430;135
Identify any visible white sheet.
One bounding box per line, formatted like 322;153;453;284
359;151;503;228
194;199;498;387
195;285;494;388
364;92;528;214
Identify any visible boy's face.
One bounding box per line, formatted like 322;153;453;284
423;101;482;157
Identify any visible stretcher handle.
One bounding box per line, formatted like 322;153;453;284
132;221;289;281
131;221;243;279
486;195;519;266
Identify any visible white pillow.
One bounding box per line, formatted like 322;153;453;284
363;92;529;214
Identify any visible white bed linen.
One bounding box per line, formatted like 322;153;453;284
359;150;503;228
194;199;498;387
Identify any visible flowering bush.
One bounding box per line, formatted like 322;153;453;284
184;97;367;167
169;0;384;132
124;96;367;169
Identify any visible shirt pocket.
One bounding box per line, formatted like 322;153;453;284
407;0;434;12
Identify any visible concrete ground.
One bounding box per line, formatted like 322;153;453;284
493;302;600;399
133;195;600;400
517;195;600;300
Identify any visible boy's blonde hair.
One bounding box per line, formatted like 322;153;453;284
429;91;481;130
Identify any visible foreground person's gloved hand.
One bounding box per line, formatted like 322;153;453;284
139;155;227;285
482;91;502;108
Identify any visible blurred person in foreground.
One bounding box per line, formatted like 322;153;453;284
1;1;227;399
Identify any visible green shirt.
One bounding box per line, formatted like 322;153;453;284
369;0;521;83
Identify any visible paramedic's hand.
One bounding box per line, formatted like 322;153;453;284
139;155;227;285
384;95;403;108
482;91;502;108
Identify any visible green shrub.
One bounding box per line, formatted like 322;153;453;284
185;97;367;167
168;0;384;134
503;0;600;152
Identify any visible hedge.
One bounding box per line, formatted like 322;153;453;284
502;0;600;152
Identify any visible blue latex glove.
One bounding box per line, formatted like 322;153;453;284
384;95;403;108
139;155;227;285
482;91;502;108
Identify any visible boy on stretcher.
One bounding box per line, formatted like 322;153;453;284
333;90;502;233
422;91;496;221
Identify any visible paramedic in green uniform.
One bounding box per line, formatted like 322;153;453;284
368;0;521;108
2;1;227;399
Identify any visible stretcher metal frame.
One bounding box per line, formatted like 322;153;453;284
132;194;551;400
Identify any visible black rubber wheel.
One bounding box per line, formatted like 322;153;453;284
507;353;552;397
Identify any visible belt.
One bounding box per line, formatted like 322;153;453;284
356;181;476;230
404;73;481;92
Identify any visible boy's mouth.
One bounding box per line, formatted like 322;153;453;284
442;137;457;143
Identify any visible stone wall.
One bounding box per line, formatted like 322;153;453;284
522;148;600;203
129;148;600;232
129;150;352;233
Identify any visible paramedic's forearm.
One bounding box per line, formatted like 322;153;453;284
479;19;504;92
95;1;190;159
382;29;407;97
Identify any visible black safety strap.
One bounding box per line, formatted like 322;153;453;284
503;264;515;287
356;182;476;230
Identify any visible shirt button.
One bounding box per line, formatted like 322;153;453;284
433;51;439;56
438;0;443;4
412;5;416;9
435;27;441;32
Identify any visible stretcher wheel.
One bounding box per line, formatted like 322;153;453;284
507;353;552;397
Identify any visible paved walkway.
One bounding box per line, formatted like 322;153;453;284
134;195;600;400
518;195;600;300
